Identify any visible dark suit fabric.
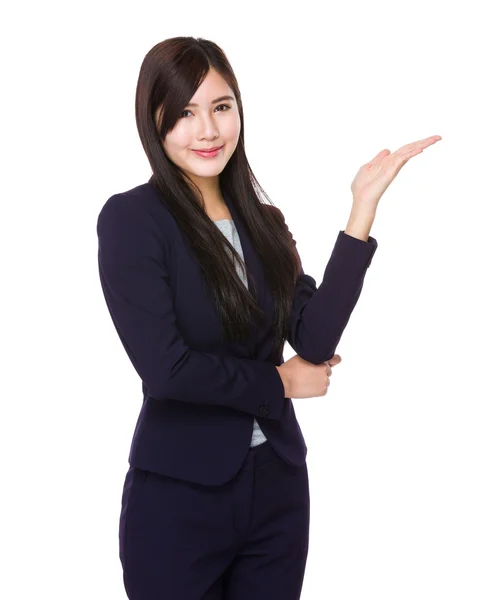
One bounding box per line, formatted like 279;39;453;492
97;181;377;599
97;181;377;486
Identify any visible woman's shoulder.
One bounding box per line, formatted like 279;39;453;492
97;180;174;232
102;180;166;210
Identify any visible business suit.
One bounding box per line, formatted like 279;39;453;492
97;180;377;598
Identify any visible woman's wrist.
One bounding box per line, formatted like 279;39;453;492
344;203;376;241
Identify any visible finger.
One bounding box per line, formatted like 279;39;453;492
395;147;425;168
395;135;442;156
369;149;391;164
386;145;424;171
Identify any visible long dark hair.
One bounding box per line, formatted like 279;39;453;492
135;36;301;357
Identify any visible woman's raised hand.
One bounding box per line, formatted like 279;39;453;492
350;134;442;213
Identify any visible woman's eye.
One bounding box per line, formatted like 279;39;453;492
180;104;231;118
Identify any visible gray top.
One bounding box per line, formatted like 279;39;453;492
213;218;267;448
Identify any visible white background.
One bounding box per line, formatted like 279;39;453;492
2;0;500;598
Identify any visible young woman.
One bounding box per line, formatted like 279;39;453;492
97;36;441;600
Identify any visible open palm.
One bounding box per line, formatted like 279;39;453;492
351;135;442;210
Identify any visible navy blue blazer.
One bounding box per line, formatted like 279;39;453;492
96;181;377;485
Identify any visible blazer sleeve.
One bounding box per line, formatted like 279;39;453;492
96;193;285;420
274;207;378;365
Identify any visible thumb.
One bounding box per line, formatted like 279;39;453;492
327;354;342;365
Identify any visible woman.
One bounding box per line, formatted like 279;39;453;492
96;36;441;599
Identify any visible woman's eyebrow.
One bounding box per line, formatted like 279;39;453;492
186;95;235;107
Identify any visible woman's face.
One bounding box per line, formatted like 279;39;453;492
156;68;241;185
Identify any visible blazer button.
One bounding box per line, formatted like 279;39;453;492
259;405;269;416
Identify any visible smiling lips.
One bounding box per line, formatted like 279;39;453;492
194;146;221;152
192;145;223;158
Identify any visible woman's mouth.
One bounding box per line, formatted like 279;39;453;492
192;145;224;158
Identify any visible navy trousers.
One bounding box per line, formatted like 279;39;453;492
119;440;310;599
